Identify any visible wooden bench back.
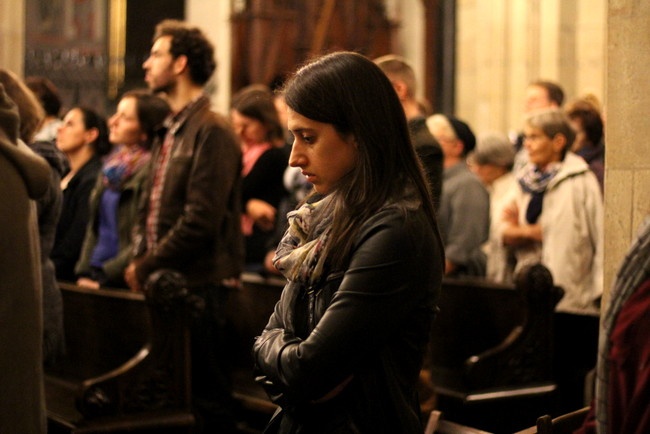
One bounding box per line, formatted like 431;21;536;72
46;271;195;432
48;283;149;380
431;277;524;368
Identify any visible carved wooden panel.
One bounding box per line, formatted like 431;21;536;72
230;0;398;92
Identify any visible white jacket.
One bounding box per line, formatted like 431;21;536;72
513;152;603;316
485;171;519;283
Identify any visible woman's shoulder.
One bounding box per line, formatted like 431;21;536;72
357;202;435;242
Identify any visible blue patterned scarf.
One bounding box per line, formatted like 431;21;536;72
102;144;150;190
517;162;561;223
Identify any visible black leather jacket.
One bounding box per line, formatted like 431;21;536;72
132;96;243;287
254;204;444;433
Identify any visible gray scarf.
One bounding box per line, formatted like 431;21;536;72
595;215;650;434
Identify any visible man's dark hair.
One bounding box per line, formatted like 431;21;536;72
25;76;62;117
566;99;604;146
531;79;565;107
230;84;284;143
154;19;216;86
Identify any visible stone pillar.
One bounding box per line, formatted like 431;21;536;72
604;0;650;305
0;0;24;75
186;0;232;115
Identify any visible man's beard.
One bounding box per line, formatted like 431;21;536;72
149;78;175;95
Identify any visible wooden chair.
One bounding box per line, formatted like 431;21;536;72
428;264;564;432
515;406;591;434
425;410;494;434
46;270;197;433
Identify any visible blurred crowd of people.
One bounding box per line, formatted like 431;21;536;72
3;16;640;434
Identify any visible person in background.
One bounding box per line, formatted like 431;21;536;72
565;97;605;193
253;51;444;434
0;82;51;434
124;19;243;433
512;80;565;172
75;90;169;289
427;113;489;277
467;131;519;283
375;54;443;211
25;75;63;143
0;68;68;365
230;84;288;271
51;106;111;282
502;108;603;414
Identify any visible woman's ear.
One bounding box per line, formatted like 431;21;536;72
85;127;99;145
392;79;408;100
552;133;567;154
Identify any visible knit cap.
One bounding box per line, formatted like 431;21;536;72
446;115;476;153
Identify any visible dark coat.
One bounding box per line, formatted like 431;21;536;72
29;139;68;365
242;146;288;264
0;86;50;434
75;161;149;288
254;204;444;434
409;116;443;212
51;155;103;282
132;96;243;287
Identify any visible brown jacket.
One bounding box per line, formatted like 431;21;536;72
0;84;50;434
132;96;243;287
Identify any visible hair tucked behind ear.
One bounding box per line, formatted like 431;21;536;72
283;51;437;270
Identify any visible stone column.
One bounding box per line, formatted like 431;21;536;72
0;0;24;75
186;0;232;115
604;0;650;305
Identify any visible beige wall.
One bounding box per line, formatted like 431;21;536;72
456;0;606;137
0;0;25;75
186;0;233;115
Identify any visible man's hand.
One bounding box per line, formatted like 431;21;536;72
76;277;100;289
124;261;142;292
246;199;277;232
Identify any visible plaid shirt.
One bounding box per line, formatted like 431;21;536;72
145;96;202;252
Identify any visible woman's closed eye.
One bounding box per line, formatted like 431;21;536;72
301;134;315;144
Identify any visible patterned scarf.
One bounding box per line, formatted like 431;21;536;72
273;193;333;286
102;144;151;191
517;162;562;224
595;216;650;434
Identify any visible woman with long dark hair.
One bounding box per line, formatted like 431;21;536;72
253;51;444;434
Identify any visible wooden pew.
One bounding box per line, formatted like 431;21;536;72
46;270;196;433
429;264;564;433
228;266;563;433
225;272;284;431
60;264;558;432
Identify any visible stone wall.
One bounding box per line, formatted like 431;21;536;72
604;0;650;305
455;0;606;137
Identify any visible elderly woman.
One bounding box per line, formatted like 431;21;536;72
253;51;444;434
468;132;519;283
502;108;603;414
